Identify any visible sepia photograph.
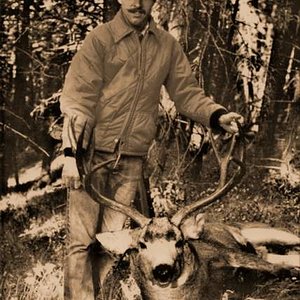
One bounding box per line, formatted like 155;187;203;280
0;0;299;299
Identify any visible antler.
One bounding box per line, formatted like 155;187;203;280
67;116;150;227
171;128;246;226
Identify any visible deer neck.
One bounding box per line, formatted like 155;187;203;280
176;242;204;286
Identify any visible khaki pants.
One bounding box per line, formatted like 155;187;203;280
64;152;144;300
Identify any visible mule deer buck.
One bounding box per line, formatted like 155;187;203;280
69;119;300;300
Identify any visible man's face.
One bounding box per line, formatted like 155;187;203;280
118;0;155;29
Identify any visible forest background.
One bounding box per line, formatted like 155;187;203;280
0;0;299;299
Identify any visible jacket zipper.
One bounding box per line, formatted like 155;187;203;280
116;32;147;152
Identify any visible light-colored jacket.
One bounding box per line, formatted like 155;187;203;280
60;10;225;155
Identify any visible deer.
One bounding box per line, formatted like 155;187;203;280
68;118;300;300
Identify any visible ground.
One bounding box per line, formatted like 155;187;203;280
0;145;299;299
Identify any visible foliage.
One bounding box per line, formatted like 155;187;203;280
20;261;63;300
0;0;299;193
19;213;65;240
1;161;299;299
151;180;186;216
0;0;120;191
0;177;65;300
0;1;300;298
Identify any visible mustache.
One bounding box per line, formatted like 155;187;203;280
127;8;146;14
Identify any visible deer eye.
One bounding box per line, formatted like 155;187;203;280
139;242;147;249
175;240;184;248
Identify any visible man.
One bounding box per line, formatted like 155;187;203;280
60;0;243;299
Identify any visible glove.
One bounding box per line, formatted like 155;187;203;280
62;156;82;189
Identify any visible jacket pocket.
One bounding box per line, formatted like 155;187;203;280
129;112;157;148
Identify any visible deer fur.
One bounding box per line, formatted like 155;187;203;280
96;215;300;300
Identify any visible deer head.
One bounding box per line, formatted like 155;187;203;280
95;214;207;288
68;116;246;288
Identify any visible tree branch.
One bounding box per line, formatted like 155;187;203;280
0;107;31;129
0;122;50;157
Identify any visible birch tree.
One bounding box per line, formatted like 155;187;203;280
253;0;300;183
0;1;8;194
231;0;275;132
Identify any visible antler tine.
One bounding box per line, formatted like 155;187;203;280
210;131;237;188
171;131;246;226
85;162;150;227
73;120;89;178
67;117;150;228
67;115;78;154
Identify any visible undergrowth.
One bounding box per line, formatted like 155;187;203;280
0;144;299;299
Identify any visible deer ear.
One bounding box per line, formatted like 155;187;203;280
180;213;205;240
96;229;141;256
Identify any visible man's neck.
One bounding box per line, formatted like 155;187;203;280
140;22;150;36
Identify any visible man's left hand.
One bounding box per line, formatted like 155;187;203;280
218;112;244;134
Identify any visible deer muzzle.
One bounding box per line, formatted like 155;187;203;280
151;257;182;287
152;264;174;283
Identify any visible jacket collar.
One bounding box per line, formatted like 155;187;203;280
109;10;159;43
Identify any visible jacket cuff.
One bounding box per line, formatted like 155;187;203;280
210;108;227;132
64;147;74;157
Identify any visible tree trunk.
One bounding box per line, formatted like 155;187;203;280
0;2;8;194
0;107;5;194
14;0;31;115
254;2;300;176
12;0;32;185
231;0;275;130
279;70;300;184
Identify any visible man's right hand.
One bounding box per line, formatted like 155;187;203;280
62;156;82;189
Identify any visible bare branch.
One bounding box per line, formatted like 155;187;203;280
0;122;50;157
0;107;31;129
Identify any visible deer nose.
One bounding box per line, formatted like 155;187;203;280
152;264;174;283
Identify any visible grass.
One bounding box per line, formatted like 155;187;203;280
0;181;65;300
0;144;299;299
20;261;63;300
